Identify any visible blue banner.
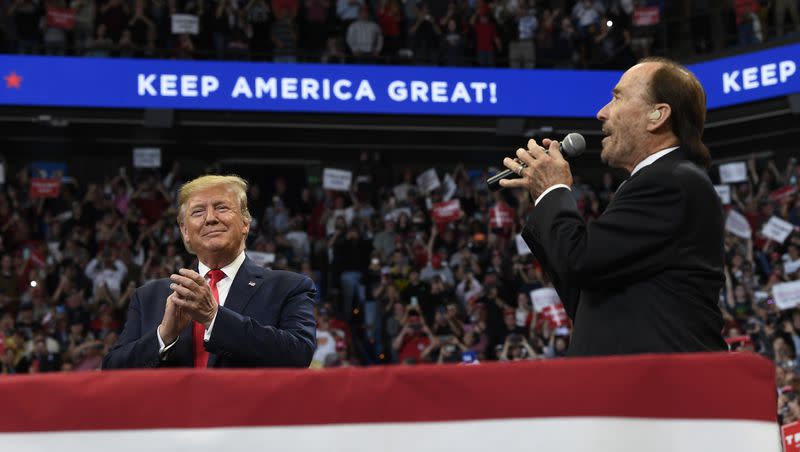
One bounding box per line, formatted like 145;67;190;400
0;43;797;117
693;43;799;110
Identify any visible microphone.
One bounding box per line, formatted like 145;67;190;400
486;133;586;192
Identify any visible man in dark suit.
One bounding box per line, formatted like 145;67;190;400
499;58;726;356
103;175;316;369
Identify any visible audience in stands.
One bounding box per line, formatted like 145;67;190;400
1;0;795;67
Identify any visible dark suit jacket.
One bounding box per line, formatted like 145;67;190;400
102;258;317;368
522;149;727;356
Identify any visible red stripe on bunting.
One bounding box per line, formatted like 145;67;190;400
0;352;776;432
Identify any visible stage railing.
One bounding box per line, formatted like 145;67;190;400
0;352;780;452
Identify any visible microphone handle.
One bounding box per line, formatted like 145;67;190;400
487;168;521;192
487;147;555;192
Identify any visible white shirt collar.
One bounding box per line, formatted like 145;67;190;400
198;250;247;281
630;146;679;176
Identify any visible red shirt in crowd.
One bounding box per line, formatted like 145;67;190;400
473;19;497;52
273;0;299;17
378;5;401;37
398;334;431;362
733;0;759;24
133;194;169;225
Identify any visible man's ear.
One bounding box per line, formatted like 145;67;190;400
179;220;189;243
646;103;671;132
241;216;250;238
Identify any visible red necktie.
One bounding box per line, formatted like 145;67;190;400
193;269;225;368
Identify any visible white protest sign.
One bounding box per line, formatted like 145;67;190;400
515;234;531;256
714;185;731;204
530;287;559;312
761;216;795;243
442;174;457;201
323;168;352;192
171;14;199;35
719;162;748;184
416;168;441;193
725;210;752;239
773;280;800;310
392;183;414;201
133;147;161;168
247;251;275;267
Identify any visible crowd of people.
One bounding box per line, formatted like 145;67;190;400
2;0;799;68
0;152;799;426
720;156;800;425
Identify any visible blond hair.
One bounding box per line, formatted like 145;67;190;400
176;175;252;226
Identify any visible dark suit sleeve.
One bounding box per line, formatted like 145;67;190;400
101;289;162;369
524;179;684;294
205;276;317;367
523;221;581;320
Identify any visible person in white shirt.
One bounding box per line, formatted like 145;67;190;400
783;244;800;277
85;250;127;299
346;6;384;62
508;2;537;68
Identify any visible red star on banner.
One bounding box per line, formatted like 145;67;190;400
4;72;22;89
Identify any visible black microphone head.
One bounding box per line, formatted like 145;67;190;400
560;133;586;158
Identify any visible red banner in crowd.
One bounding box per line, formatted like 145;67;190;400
431;199;462;224
46;8;76;30
783;421;800;451
29;178;61;198
542;303;569;328
489;203;514;229
633;6;660;26
771;185;798;203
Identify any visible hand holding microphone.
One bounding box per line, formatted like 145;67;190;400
487;133;585;199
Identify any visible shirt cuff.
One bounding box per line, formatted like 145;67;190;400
204;309;219;342
534;184;571;206
157;325;179;355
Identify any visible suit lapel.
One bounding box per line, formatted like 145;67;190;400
222;258;265;315
207;258;265;368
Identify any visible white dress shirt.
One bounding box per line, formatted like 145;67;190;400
534;147;679;206
629;146;678;176
157;251;247;354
